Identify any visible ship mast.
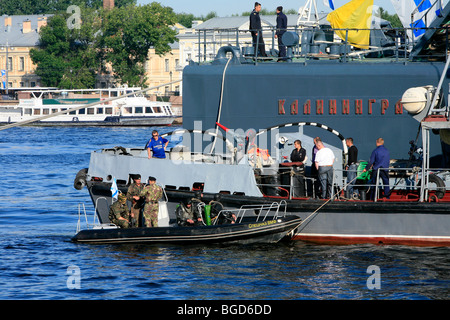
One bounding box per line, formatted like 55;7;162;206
297;0;321;26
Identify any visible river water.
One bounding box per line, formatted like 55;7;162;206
0;126;449;301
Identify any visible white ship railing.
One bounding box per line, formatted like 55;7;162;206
213;201;288;225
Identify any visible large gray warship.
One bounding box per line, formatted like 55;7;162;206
74;1;450;246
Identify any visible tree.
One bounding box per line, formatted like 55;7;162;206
376;7;402;28
30;8;101;88
0;0;136;15
100;3;178;87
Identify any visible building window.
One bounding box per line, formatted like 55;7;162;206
19;57;24;71
165;59;169;72
7;57;12;71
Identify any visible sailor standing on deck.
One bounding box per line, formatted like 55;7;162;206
315;140;335;199
290;140;307;197
275;6;287;60
364;138;390;199
127;174;144;227
345;138;358;197
249;2;267;57
140;176;163;227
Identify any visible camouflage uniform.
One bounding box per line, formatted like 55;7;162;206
126;181;144;227
108;195;130;228
140;183;163;227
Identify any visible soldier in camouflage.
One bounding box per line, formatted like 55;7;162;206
108;193;130;228
140;176;163;227
127;174;144;227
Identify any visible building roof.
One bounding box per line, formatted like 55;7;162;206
194;13;331;30
0;15;51;47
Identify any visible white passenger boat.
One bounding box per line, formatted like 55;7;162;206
0;87;176;126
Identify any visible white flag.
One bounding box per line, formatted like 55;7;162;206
110;177;119;201
391;0;448;38
323;0;335;10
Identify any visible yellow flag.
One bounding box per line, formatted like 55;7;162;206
326;0;374;49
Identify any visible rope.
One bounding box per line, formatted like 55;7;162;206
210;57;232;153
298;174;359;230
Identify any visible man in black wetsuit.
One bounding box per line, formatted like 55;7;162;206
249;2;267;57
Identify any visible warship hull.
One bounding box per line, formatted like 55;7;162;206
182;61;448;162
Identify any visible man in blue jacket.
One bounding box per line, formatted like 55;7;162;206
364;138;390;199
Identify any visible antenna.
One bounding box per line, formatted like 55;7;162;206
297;0;320;26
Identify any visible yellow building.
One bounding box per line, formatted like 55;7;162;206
0;14;183;94
144;23;184;96
0;15;48;91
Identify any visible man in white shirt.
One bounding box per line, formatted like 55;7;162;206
314;138;335;199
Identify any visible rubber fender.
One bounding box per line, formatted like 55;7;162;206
418;173;445;199
74;168;88;190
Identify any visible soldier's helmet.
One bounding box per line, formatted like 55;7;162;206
118;192;127;202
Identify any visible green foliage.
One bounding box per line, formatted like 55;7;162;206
100;3;178;87
30;2;178;88
30;8;101;88
0;0;136;15
376;7;402;28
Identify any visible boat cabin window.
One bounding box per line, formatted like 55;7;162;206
164;106;172;115
97;108;104;114
145;107;153;113
135;107;143;114
33;109;41;115
25;108;32;115
78;108;85;115
69;110;76;115
87;108;94;115
43;109;50;115
124;107;132;114
52;108;58;114
105;107;113;114
154;106;162;113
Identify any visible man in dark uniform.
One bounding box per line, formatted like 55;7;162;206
249;2;267;57
275;6;287;60
345;138;358;196
290;139;307;197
